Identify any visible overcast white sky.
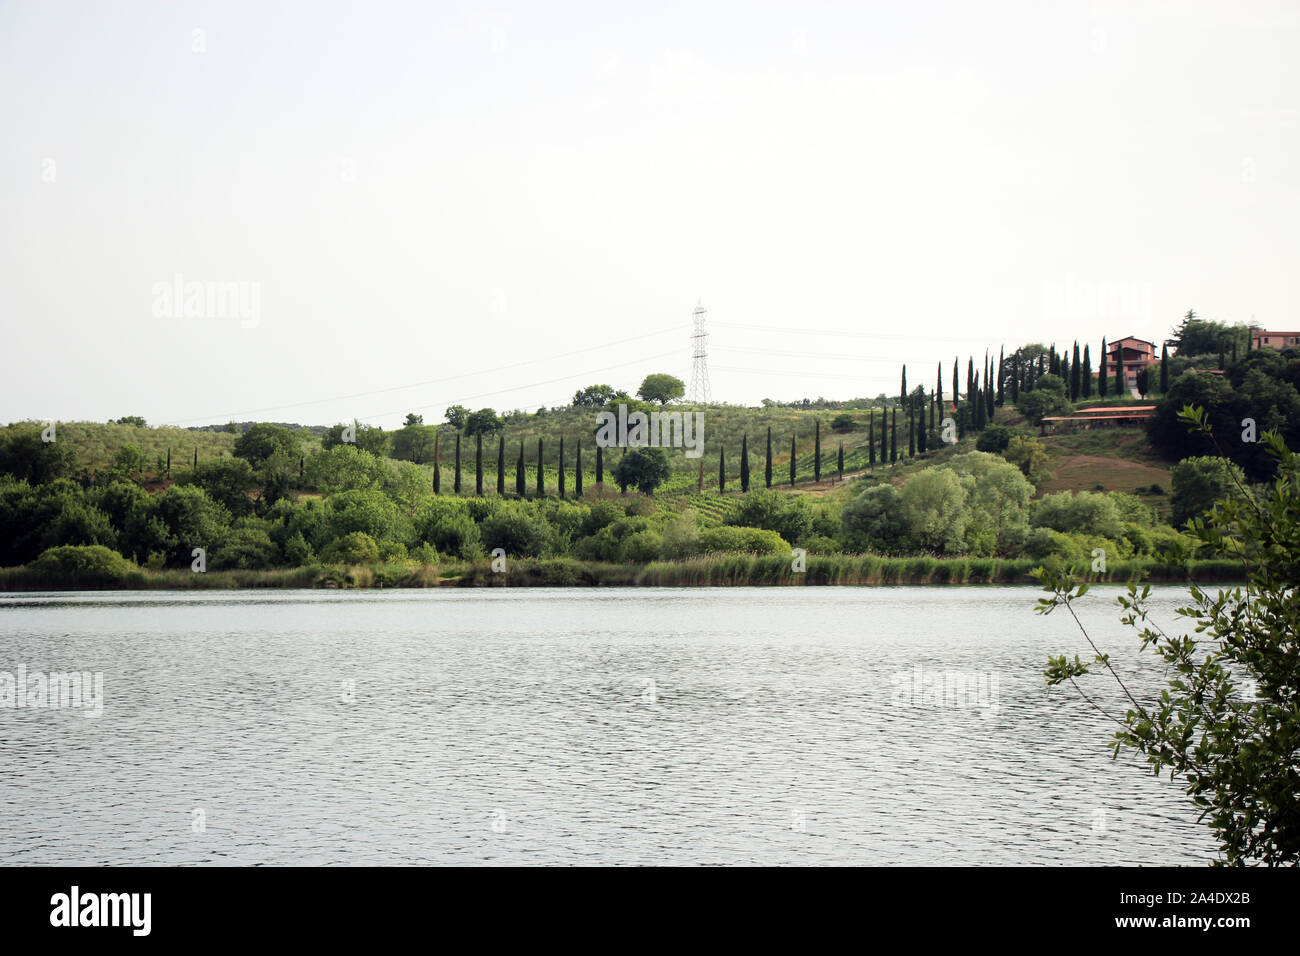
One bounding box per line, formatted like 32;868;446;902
1;0;1296;428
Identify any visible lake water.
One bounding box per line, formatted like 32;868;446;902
0;586;1218;865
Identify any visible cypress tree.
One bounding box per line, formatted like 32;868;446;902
1114;348;1125;395
900;365;907;409
454;433;462;493
919;398;928;454
1060;352;1070;399
890;408;897;463
952;359;959;407
837;442;844;480
1160;344;1169;393
740;435;750;492
1049;345;1058;375
595;444;603;485
166;447;171;477
497;436;505;495
966;358;974;406
558;436;565;499
996;347;1005;406
986;356;995;420
1082;343;1093;398
698;458;704;492
193;447;197;469
1071;341;1081;400
881;406;889;462
907;403;915;456
475;432;483;495
433;430;441;493
536;438;544;497
765;427;773;488
575;442;583;497
719;446;726;492
789;435;796;485
814;420;821;482
868;412;876;467
1099;339;1109;397
1218;346;1225;370
936;363;944;410
1010;353;1020;403
516;441;525;496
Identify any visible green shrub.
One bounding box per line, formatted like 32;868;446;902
698;525;789;555
620;529;663;563
320;531;381;565
28;544;136;583
211;527;280;570
480;504;550;558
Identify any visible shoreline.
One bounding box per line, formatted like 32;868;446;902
0;555;1246;591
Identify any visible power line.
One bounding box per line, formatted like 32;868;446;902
712;364;892;382
713;320;997;344
353;349;682;423
162;325;686;426
714;345;926;364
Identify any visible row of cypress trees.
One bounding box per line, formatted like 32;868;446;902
430;432;605;499
717;422;846;492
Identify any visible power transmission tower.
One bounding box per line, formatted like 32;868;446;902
689;302;712;404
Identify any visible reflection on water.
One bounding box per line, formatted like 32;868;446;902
0;586;1217;865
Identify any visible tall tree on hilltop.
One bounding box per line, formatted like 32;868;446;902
1114;348;1125;395
985;356;995;421
497;436;505;495
908;403;916;456
868;411;876;468
920;394;929;453
1160;344;1169;393
996;347;1005;406
454;433;462;493
952;359;959;408
595;444;603;486
558;436;565;499
575;442;583;497
536;438;544;496
740;434;750;492
433;430;441;493
1070;341;1081;400
475;432;483;495
890;408;897;463
516;440;525;495
765;427;773;488
814;420;822;482
719;446;726;492
936;363;944;411
837;442;844;480
790;435;797;485
1082;343;1093;398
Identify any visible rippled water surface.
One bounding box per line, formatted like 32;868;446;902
0;586;1217;865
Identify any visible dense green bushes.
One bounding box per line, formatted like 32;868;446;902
28;544;137;584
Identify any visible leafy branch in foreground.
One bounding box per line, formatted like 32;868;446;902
1039;405;1300;865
